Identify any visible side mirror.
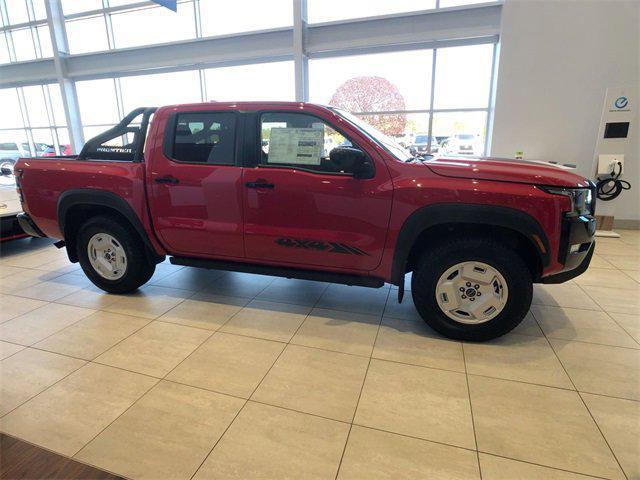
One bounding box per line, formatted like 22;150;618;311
329;146;375;180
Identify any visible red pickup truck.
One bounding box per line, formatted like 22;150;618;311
14;102;596;341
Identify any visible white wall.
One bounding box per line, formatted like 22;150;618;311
491;0;640;222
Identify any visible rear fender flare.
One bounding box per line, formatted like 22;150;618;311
390;203;551;285
57;188;162;263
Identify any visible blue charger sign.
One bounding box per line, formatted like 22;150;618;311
614;96;628;109
151;0;177;11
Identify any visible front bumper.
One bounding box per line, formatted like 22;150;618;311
17;213;45;238
542;214;596;284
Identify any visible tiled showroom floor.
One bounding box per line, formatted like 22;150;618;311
0;232;638;479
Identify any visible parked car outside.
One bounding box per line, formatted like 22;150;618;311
409;133;439;156
443;133;483;155
42;144;72;157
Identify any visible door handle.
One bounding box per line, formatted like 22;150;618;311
245;181;274;189
154;175;180;185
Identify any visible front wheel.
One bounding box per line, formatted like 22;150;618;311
411;237;532;341
77;216;155;294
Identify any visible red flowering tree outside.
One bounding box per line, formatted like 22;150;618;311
329;76;406;136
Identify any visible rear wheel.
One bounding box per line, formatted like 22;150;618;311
411;237;532;341
77;216;155;294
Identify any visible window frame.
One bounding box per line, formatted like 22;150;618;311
162;110;241;166
250;110;374;178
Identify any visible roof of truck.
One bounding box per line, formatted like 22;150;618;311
157;101;332;111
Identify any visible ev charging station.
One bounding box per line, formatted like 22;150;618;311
591;86;636;237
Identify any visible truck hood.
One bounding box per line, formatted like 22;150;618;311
426;156;589;187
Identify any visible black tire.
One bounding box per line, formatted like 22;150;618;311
77;216;155;294
411;237;532;341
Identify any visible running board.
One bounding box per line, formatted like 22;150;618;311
170;256;385;288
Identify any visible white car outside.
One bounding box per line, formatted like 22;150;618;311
444;134;483;156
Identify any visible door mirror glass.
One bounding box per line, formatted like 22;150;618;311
329;146;374;179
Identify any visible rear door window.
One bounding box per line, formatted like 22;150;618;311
171;112;237;165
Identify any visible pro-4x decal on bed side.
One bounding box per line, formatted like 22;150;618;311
275;238;369;256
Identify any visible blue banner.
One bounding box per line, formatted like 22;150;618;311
151;0;177;11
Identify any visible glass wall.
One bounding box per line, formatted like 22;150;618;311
0;0;52;64
0;85;69;179
310;43;495;155
307;0;491;23
74;61;296;141
204;62;295;101
62;0;293;55
4;0;498;163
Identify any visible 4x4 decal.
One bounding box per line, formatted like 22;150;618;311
275;237;369;256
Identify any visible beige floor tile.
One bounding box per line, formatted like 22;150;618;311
579;284;640;314
291;308;380;356
0;268;61;294
146;263;185;284
582;393;640;480
338;426;480;480
575;268;639;290
150;267;225;292
373;316;465;372
479;454;602;479
253;344;368;422
0;340;24;360
623;269;640;282
160;294;249;331
0;348;85;416
55;287;121;310
167;332;284;398
2;249;68;269
0;363;157;456
355;359;475;449
35;311;151;360
194;402;349;480
0;294;47;324
255;278;328;306
594;241;640;256
202;272;274;298
588;254;616;269
96;321;211;377
511;311;544;336
103;286;190;319
608;312;640;343
76;381;243;480
550;339;640;400
533;305;639;348
221;300;310;343
600;254;640;271
12;273;90;302
464;334;573;388
532;284;600;310
0;265;28;279
0;303;95;346
468;376;624;479
34;257;80;275
382;296;422;321
316;284;389;316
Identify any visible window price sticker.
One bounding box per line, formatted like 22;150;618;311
268;128;324;165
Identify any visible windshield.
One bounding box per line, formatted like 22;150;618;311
457;134;475;140
415;135;429;144
330;108;412;162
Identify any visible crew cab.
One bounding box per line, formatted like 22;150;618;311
14;102;596;341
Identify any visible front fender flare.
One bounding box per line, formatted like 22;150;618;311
390;203;551;286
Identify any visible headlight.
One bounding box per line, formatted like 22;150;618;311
541;187;594;216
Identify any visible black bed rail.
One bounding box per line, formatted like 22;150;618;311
77;107;157;162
